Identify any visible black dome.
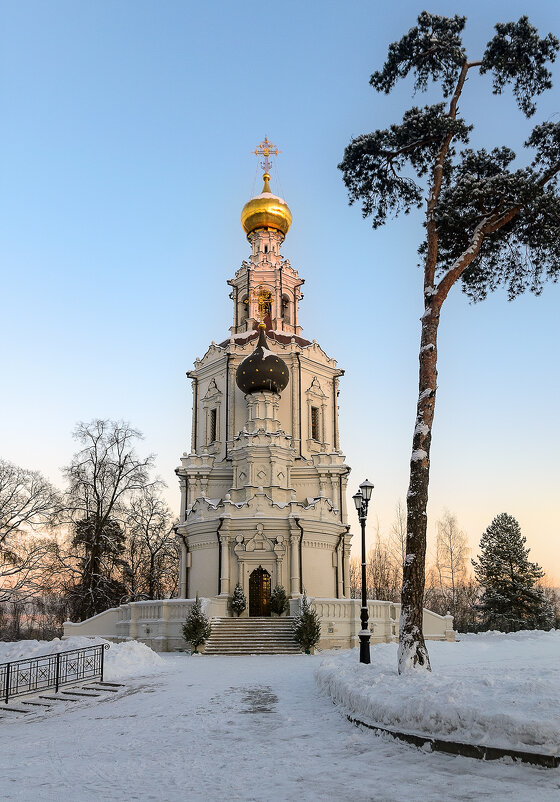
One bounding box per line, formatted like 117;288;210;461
236;326;290;395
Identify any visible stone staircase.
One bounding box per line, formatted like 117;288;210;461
204;617;302;655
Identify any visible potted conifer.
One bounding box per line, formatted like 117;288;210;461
230;583;247;617
270;585;289;617
293;595;321;654
182;596;211;654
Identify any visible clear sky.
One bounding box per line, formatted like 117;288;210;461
1;1;559;579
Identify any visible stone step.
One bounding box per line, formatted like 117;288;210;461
211;632;295;636
204;649;301;657
212;632;295;637
205;616;300;655
211;626;295;631
210;632;295;637
205;645;301;651
210;631;295;636
212;623;294;628
209;627;295;633
206;643;300;648
210;626;295;631
211;616;294;627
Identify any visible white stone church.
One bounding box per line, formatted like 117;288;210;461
65;142;454;651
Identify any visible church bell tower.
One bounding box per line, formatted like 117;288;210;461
176;139;352;614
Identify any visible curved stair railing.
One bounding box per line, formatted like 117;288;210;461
1;643;109;704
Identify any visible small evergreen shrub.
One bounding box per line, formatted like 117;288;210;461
230;583;247;617
293;595;321;653
182;596;211;653
270;585;289;616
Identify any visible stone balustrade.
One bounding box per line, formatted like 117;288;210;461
64;597;230;652
64;596;455;652
290;597;455;650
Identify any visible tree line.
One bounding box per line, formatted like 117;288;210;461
0;419;178;640
2;422;556;641
349;505;558;633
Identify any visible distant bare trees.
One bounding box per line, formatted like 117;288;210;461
349;506;478;632
1;421;181;639
124;485;178;601
433;510;469;616
58;420;179;620
0;459;61;605
62;420;157;620
350;504;557;635
388;500;407;572
349;514;402;602
424;511;480;631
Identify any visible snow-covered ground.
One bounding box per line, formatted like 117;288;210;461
316;630;560;755
0;634;559;801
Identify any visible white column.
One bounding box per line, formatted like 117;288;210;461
220;537;230;596
276;557;283;588
179;477;187;523
160;601;171;649
290;534;300;596
343;538;351;599
128;604;138;640
179;540;188;598
333;376;340;451
337;544;343;598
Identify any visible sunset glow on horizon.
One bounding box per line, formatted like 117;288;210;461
1;0;558;582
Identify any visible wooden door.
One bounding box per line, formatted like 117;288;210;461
249;566;271;616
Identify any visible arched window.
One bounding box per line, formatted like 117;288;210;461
282;294;291;325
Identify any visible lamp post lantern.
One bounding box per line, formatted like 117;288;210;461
353;479;374;664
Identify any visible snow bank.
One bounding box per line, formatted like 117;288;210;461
315;630;560;755
0;637;166;682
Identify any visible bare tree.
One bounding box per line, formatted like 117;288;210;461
349;528;401;602
349;557;361;600
63;420;155;620
434;510;469;617
0;459;61;550
0;459;61;608
0;534;57;603
388;500;407;574
124;485;178;600
367;535;401;602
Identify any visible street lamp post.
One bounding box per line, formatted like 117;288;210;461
353;479;374;665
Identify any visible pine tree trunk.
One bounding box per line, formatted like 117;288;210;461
398;304;441;673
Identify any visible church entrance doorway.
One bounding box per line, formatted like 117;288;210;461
249;566;271;616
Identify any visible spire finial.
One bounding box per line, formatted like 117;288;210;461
253;137;280;190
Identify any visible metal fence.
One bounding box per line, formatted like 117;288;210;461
1;643;109;704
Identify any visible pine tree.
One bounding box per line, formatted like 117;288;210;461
472;513;554;632
182;596;212;653
293;595;321;653
230;583;246;617
339;12;560;673
270;585;288;615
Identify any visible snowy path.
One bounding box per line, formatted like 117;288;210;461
2;654;559;802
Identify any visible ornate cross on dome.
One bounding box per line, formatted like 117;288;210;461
253;137;280;174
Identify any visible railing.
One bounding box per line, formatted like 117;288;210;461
1;643;109;704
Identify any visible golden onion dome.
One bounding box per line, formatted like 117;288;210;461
241;173;292;239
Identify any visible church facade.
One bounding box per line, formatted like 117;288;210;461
63;142;455;650
175;144;352;615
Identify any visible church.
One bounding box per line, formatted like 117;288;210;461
64;140;454;651
175;138;352;615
